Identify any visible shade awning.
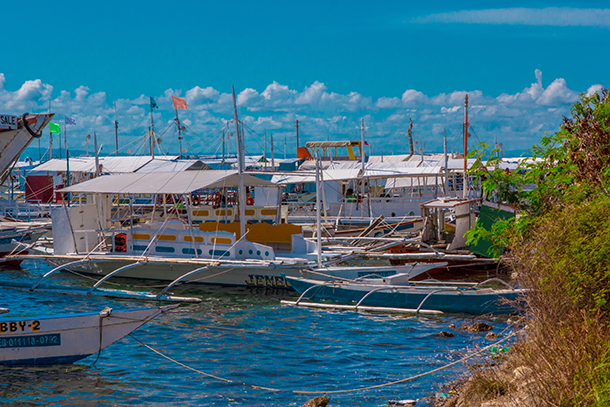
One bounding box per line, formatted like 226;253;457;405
59;170;278;194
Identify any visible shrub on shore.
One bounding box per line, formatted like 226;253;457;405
457;88;610;406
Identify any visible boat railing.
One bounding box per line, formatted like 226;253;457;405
293;278;451;315
415;288;461;314
474;278;515;290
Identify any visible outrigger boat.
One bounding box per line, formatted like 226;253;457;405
12;170;321;290
0;305;177;365
283;274;524;315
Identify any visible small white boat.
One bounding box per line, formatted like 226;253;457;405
0;305;177;365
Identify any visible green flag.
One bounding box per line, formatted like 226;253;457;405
49;122;61;135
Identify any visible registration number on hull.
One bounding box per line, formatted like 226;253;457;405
0;320;41;333
245;275;291;288
0;334;61;348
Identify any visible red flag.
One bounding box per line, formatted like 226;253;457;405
172;96;187;110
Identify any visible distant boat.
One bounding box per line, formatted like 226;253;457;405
0;223;48;264
0;305;177;365
284;275;524;315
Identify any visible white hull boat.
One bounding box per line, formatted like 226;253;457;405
0;305;177;365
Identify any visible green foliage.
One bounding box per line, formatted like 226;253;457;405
463;88;610;405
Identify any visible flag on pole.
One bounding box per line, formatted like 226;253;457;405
65;116;76;125
172;96;187;110
150;96;158;111
49;122;61;134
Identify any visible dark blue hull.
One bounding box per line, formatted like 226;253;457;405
288;277;522;315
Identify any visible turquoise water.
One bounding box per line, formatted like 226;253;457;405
0;261;514;406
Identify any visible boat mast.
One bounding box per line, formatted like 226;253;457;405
232;86;247;239
149;97;155;159
114;102;119;156
315;154;322;268
222;128;226;170
297;119;299;151
360;118;365;219
270;133;275;170
463;94;469;199
175;107;183;159
93;132;100;177
48;101;52;160
408;118;414;156
444;129;449;195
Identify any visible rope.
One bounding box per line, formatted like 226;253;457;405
130;329;521;395
197;325;474;354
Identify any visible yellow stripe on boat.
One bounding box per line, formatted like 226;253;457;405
184;236;204;243
158;235;177;241
133;233;151;240
210;237;232;245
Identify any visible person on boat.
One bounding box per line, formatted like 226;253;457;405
345;188;357;203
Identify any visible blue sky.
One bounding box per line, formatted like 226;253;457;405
2;1;608;158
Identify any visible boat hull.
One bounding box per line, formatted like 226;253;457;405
0;306;173;365
51;257;305;289
287;277;523;314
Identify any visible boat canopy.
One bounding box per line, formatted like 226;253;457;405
305;141;355;148
58;170;277;194
271;168;361;184
29;156;212;174
271;163;444;185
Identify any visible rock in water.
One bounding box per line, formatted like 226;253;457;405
301;396;330;407
436;331;456;338
462;322;493;332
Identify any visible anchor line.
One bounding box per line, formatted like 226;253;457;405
130;329;521;395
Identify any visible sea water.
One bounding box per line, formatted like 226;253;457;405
0;261;514;406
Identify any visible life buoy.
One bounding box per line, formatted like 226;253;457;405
114;233;127;252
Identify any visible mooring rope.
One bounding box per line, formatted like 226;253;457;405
197;324;473;354
130;329;521;395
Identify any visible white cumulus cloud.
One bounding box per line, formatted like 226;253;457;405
0;71;602;156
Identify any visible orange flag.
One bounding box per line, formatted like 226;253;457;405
172;96;187;110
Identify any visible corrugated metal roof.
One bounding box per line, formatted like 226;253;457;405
137;159;210;172
59;170;278;194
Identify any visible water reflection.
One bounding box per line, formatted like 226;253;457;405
0;364;130;406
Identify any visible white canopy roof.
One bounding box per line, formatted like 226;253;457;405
31;156;183;174
271;168;361;184
271;161;445;184
137;159;209;172
59;170;277;194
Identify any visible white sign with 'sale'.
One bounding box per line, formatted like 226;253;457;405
0;115;18;130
